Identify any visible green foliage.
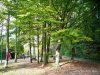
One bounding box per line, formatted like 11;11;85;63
52;28;92;44
0;0;100;61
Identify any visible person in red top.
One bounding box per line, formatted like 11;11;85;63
8;52;11;60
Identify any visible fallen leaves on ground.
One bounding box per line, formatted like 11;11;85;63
0;59;100;75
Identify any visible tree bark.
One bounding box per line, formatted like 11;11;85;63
55;44;61;66
33;38;36;60
15;27;17;63
0;23;3;64
43;21;47;65
46;22;51;63
37;28;39;63
40;34;43;62
5;10;10;68
55;50;60;66
29;24;32;63
29;38;32;63
71;47;75;60
70;40;75;60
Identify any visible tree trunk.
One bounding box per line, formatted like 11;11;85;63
55;44;61;66
46;22;51;63
55;50;60;66
40;34;43;62
0;23;3;64
37;28;39;63
29;38;32;63
70;40;75;60
29;24;32;63
55;38;63;65
46;38;50;63
54;8;66;66
71;47;75;60
15;27;17;63
5;11;10;68
33;38;36;60
43;21;47;65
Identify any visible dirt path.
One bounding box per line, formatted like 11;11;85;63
0;59;55;75
43;60;100;75
0;59;100;75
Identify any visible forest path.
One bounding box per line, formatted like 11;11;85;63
0;58;100;75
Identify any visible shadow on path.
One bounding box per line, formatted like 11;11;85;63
0;60;42;73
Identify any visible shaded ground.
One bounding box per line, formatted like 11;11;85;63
43;60;100;75
0;58;100;75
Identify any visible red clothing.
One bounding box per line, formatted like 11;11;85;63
8;52;11;60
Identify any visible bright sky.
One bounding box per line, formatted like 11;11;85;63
0;1;16;39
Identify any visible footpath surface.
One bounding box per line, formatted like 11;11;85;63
0;58;100;75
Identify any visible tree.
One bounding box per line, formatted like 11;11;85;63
43;21;47;65
5;5;10;68
14;27;18;62
0;22;3;64
29;22;32;63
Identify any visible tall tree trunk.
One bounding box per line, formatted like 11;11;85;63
5;11;10;68
43;21;47;65
46;22;51;63
15;27;17;63
0;23;3;64
71;47;75;60
37;28;39;63
55;10;65;66
33;38;36;59
55;44;61;66
46;38;50;63
40;34;43;62
71;40;75;60
29;24;32;63
29;38;32;63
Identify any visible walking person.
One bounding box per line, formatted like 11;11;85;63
22;54;25;60
8;51;11;60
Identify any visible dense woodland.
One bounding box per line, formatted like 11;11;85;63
0;0;100;68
